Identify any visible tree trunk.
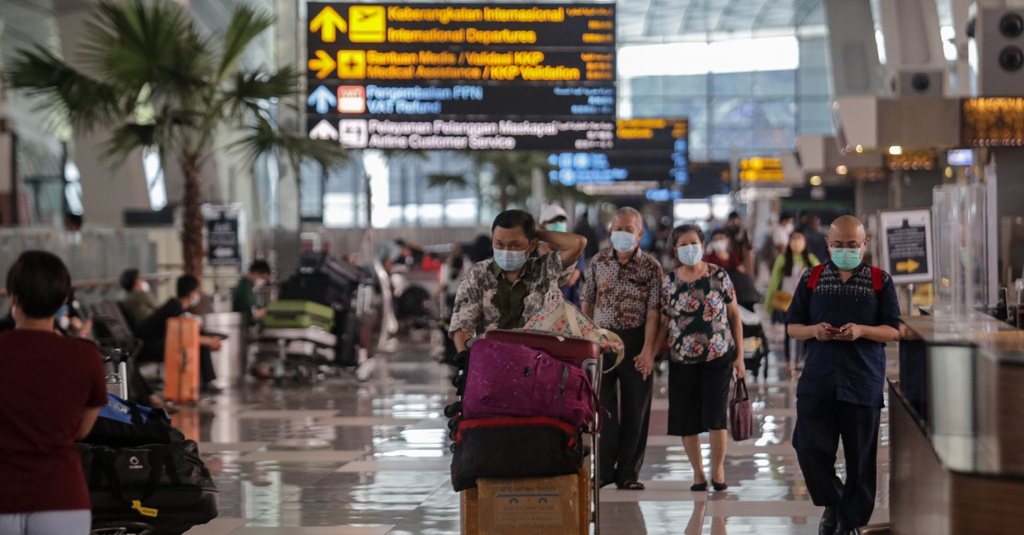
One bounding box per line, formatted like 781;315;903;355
181;152;205;277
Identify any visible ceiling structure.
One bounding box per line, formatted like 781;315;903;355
617;0;825;43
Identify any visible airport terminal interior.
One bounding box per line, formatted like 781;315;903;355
2;0;1024;534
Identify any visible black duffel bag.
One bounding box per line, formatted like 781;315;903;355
450;416;584;492
78;440;216;499
84;394;184;448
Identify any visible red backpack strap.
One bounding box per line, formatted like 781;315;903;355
871;266;883;292
807;264;826;291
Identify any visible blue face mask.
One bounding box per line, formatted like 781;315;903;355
55;305;69;322
677;244;703;266
610;231;637;253
546;222;568;233
831;247;863;270
493;249;527;272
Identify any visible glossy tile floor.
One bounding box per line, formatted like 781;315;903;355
181;329;896;535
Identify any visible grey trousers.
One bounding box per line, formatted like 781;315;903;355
0;510;91;535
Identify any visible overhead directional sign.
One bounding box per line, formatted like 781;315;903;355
547;118;689;197
879;208;933;285
306;2;616;151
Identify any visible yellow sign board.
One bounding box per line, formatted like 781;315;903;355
739;157;782;171
338;50;367;78
349;6;387;43
308;50;337;79
739;169;785;182
310;6;348;42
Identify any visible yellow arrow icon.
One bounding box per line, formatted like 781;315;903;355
308;50;336;79
310;6;347;43
897;259;921;273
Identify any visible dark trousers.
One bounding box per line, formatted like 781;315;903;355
599;326;653;486
200;346;216;384
793;395;881;531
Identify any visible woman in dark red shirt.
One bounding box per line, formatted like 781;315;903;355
0;251;107;535
703;230;745;272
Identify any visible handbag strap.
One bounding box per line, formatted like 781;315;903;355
734;378;749;400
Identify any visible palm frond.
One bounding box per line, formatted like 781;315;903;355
233;116;349;178
427;173;470;189
103;122;159;162
216;5;275;82
222;68;301;119
6;45;127;132
82;1;213;99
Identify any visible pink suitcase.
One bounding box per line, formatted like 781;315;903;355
482;329;600;367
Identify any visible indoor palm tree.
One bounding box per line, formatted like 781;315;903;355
8;0;346;276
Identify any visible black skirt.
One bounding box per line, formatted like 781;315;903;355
667;351;735;436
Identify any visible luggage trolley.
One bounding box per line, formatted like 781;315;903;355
480;329;605;535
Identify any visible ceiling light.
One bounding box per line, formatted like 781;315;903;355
889;146;903;155
810;175;823;186
836;165;848;175
855;145;864;153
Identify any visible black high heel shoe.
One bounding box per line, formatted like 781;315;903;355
690;481;708;491
712;480;728;491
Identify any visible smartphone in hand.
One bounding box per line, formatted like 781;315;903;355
825;326;843;334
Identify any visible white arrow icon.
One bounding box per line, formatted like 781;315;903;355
309;120;339;140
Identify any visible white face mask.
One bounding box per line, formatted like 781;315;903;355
493;249;528;272
677;244;703;266
610;231;637;253
709;240;729;253
140;280;151;293
189;293;201;307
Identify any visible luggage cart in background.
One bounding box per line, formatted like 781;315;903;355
479;329;605;535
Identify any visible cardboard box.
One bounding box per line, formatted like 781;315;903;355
578;467;591;535
462;488;479;535
477;474;579;535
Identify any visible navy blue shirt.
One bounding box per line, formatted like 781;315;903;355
784;261;900;407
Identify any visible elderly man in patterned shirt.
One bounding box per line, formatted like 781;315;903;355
449;209;586;353
581;206;664;490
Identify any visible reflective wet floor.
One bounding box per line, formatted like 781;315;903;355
182;332;894;535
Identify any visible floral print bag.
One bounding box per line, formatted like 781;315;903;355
524;282;625;371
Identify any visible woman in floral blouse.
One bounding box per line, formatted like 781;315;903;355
654;223;746;492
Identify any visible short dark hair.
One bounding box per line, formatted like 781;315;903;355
780;211;794;222
710;229;730;240
6;251;72;318
727;211;740;220
176;275;200;298
671;224;706;247
491;210;538;240
120;268;140;292
65;212;83;229
249;260;271;275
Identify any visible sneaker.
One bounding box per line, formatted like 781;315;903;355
200;383;223;395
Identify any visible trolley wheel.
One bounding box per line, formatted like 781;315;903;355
90;521;155;535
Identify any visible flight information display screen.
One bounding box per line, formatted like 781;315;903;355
305;3;616;151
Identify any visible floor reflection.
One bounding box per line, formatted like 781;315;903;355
180;339;893;534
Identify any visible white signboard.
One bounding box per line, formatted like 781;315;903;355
879;208;933;285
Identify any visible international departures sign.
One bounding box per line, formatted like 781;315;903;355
305;3;616;151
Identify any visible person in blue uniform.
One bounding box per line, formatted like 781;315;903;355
784;215;900;535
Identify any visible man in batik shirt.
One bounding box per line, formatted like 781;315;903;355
449;209;586;353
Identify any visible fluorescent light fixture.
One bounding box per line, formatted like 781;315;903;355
618;36;799;78
889;146;903;155
941;26;958;62
142;148;167;211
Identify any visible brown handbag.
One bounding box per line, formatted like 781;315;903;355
729;379;754;441
769;290;793;312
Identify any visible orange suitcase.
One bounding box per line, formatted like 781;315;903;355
164;316;200;403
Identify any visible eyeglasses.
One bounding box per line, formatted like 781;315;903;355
829;241;865;249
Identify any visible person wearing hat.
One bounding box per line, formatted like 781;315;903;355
538;204;586;307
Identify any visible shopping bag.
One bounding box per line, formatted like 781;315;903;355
729;379;755;441
523;282;625;372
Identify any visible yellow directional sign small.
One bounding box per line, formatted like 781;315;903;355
308;50;337;79
338;50;366;79
310;6;347;43
897;259;921;273
349;6;386;43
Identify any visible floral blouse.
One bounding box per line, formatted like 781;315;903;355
661;264;737;364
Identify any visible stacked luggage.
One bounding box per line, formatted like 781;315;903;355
80;344;217;535
447;330;603;535
268;251;376;369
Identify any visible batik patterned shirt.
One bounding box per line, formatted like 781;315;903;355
449;251;573;339
580;249;664;330
661;264;737;364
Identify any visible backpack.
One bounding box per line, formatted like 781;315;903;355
807;264;883;293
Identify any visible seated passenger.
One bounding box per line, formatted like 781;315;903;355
120;268;157;329
0;251;107;535
448;209;586;353
231;260;271;324
135;275;223;394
